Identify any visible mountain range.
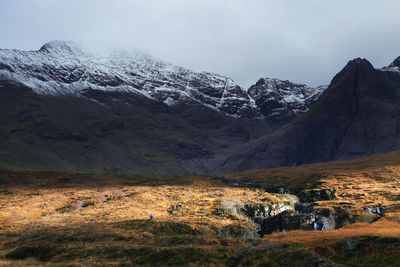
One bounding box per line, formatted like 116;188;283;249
0;41;399;174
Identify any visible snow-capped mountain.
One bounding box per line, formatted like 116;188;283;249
0;41;326;119
1;41;399;175
248;78;327;122
0;41;259;118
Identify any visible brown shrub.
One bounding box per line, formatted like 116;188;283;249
97;193;107;204
69;202;82;212
3;211;22;226
111;189;125;199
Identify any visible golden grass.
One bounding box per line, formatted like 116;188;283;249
0;173;296;266
0;175;291;230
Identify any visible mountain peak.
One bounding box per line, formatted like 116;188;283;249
39;40;83;53
348;57;373;67
341;58;374;74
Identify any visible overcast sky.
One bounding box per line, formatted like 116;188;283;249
1;0;400;88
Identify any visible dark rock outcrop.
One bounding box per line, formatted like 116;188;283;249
258;210;315;236
256;203;354;237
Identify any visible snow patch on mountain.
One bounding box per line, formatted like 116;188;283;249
380;66;400;73
163;97;176;106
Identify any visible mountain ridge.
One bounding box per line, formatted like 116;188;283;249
0;40;326;120
1;41;400;174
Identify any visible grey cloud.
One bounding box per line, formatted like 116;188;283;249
0;0;399;88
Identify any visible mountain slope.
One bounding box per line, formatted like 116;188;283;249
0;41;328;174
221;57;400;171
0;79;275;174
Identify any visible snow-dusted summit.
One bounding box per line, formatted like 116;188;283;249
248;78;327;121
0;41;326;119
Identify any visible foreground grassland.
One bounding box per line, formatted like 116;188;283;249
1;151;400;266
